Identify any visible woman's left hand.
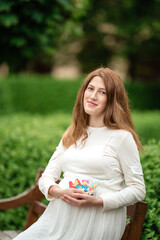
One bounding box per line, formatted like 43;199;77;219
60;192;103;207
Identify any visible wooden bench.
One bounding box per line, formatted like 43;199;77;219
0;169;147;240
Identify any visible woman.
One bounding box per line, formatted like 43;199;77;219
13;67;146;240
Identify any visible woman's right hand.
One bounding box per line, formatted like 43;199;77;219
49;186;86;199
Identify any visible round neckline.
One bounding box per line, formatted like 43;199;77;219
87;125;107;129
87;126;107;134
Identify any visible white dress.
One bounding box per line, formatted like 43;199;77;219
13;126;146;240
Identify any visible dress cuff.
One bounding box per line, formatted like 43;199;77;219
38;177;59;201
99;193;119;212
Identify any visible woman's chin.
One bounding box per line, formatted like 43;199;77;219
85;109;95;116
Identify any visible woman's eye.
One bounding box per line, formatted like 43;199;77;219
87;87;93;91
100;90;106;95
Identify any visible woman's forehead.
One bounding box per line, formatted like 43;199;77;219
88;76;105;88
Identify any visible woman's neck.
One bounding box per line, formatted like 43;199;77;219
88;116;105;128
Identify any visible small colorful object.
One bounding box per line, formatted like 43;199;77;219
69;179;99;195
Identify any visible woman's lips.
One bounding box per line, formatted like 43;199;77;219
87;101;97;106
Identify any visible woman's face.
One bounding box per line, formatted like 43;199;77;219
83;76;107;118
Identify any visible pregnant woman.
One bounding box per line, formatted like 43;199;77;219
13;67;146;240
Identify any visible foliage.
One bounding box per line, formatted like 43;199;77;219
0;113;159;239
0;75;160;116
140;140;160;240
0;113;72;229
78;0;160;81
0;113;160;238
0;0;90;72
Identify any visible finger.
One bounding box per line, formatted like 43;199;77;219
73;189;86;194
62;195;86;206
73;193;88;199
61;195;77;205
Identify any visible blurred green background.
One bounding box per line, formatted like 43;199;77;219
0;1;160;239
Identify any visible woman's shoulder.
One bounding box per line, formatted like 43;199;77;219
115;128;132;136
56;139;67;152
104;128;133;149
108;127;132;139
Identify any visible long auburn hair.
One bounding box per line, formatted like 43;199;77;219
62;67;144;152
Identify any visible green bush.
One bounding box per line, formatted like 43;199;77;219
140;140;160;240
0;113;160;239
0;74;160;115
0;113;72;230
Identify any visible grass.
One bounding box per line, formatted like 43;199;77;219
132;110;160;144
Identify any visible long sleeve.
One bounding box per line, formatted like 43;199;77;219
100;132;146;212
38;140;65;201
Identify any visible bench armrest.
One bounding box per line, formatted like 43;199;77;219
0;185;43;210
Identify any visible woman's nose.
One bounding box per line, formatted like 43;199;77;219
90;91;97;99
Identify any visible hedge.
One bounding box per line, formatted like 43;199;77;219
125;81;160;110
140;140;160;240
0;113;160;239
0;74;82;115
0;114;70;229
0;74;160;115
